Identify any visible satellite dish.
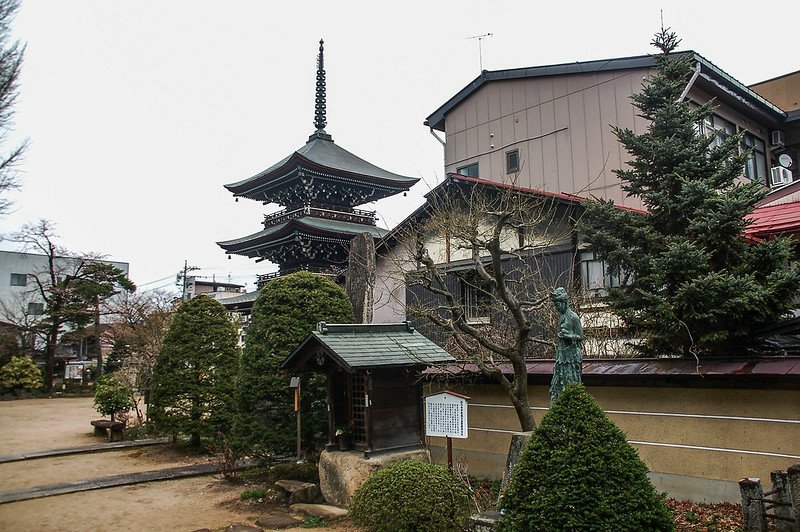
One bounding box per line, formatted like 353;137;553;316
779;154;793;168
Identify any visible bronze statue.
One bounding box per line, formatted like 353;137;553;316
549;287;583;403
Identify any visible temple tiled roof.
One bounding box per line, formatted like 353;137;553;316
281;322;455;372
224;133;418;198
217;216;388;260
220;289;260;308
218;215;387;250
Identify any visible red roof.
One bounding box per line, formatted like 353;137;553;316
446;173;650;214
746;200;800;238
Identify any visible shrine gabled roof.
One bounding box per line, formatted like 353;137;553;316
217;215;387;255
223;133;419;198
281;322;455;373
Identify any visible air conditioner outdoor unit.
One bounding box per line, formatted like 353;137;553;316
770;166;792;188
771;130;786;148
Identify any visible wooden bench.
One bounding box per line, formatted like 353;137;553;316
90;420;125;442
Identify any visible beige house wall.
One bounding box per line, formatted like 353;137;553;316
443;68;654;209
751;71;800;111
423;381;800;503
442;70;775;208
373;244;412;324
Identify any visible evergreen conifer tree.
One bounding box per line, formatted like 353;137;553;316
498;384;675;531
582;28;800;356
233;272;353;456
149;296;239;447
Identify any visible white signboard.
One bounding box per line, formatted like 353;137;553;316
425;391;469;439
64;362;88;381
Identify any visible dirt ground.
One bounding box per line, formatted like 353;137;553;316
0;397;360;531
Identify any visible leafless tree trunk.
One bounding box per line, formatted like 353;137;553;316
386;177;579;431
0;0;27;215
7;220;135;392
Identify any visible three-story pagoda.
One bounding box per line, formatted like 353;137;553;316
217;41;418;278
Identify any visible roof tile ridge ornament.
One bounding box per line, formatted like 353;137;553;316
310;39;333;142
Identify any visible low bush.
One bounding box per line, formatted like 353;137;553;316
349;459;470;532
498;384;675;531
0;356;42;393
93;374;134;420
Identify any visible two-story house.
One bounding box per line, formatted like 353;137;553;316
423;51;795;207
370;51;800;502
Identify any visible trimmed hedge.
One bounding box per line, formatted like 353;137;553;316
498;384;675;531
350;460;470;532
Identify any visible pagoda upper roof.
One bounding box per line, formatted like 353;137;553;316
224;132;419;203
217;215;387;257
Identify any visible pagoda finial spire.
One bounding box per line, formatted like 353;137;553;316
314;39;327;132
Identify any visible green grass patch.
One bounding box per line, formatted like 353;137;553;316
240;488;270;501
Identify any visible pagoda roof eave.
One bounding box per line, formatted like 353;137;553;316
223;136;419;198
217;215;387;256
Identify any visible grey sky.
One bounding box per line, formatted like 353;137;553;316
2;0;797;293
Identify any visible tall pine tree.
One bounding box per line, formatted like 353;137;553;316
582;28;800;357
149;296;239;447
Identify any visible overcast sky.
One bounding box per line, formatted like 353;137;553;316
1;0;798;294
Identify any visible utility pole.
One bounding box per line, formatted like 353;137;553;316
176;260;200;300
94;294;102;378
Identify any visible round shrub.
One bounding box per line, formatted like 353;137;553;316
498;384;675;531
350;459;470;532
93;373;134;420
0;356;42;392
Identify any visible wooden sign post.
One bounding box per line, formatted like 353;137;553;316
290;376;301;460
424;391;470;471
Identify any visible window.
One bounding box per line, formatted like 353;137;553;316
460;275;491;324
27;302;44;315
457;162;479;177
579;251;625;296
10;273;27;287
742;133;767;183
506;150;519;173
701;113;735;147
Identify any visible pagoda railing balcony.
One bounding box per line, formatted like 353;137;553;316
263;205;376;228
256;265;341;288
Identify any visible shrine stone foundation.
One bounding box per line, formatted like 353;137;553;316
318;448;430;508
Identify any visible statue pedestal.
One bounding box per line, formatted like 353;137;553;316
500;431;533;494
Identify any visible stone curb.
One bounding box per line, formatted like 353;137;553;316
0;459;255;504
0;437;172;464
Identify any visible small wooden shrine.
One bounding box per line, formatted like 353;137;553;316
217;40;418;277
281;322;454;457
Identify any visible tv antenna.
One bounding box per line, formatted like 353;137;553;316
466;33;493;71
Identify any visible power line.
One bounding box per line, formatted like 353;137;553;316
138;274;176;287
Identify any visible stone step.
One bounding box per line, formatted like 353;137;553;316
290;503;348;521
274;479;320;504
